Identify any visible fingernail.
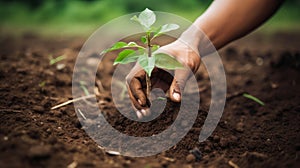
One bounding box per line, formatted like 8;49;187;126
138;99;143;105
173;92;180;101
136;110;142;119
141;109;147;116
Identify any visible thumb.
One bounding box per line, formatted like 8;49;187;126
169;69;190;102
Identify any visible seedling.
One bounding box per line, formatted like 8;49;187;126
49;55;65;65
243;93;265;106
102;8;183;102
80;81;90;96
39;81;46;92
39;81;46;88
157;97;167;100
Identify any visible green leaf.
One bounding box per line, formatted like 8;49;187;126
154;53;183;70
112;42;127;48
79;81;90;96
137;48;146;54
130;8;156;30
113;49;141;65
138;8;156;29
151;45;160;52
39;81;46;87
154;23;179;38
49;55;65;65
101;42;127;54
243;93;265;106
101;41;145;55
157;97;166;100
138;54;155;77
141;35;147;44
127;42;139;47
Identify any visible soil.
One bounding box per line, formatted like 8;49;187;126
0;32;299;168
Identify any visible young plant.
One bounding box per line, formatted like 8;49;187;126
101;8;183;102
80;81;90;96
49;54;65;65
243;93;265;106
39;81;46;88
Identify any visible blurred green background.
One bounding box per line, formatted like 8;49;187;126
0;0;299;37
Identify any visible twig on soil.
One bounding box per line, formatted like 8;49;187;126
67;161;78;168
77;108;87;120
242;151;268;159
51;95;95;110
226;91;246;101
162;156;175;162
105;150;121;156
228;160;239;168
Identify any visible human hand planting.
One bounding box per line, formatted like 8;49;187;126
127;0;284;118
126;40;201;118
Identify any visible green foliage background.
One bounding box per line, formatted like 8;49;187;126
0;0;299;37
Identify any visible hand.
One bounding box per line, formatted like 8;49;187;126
125;40;201;118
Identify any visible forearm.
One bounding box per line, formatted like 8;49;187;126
184;0;284;50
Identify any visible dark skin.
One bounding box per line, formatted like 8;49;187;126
126;41;200;117
126;0;284;118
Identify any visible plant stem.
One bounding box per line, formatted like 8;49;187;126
146;73;151;102
146;33;152;103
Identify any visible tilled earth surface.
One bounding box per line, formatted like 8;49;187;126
0;32;299;168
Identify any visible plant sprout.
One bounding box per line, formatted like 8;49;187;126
49;55;65;65
102;8;183;101
157;97;167;100
243;93;265;106
80;81;90;96
39;81;46;87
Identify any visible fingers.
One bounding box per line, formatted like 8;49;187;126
126;69;151;118
129;75;148;107
169;79;181;102
169;69;191;102
126;81;151;118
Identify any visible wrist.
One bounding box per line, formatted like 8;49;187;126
180;23;217;56
179;25;202;52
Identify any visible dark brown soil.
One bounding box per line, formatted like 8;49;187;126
0;32;299;168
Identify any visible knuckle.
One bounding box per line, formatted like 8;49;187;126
186;56;200;72
176;78;185;87
186;61;195;69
